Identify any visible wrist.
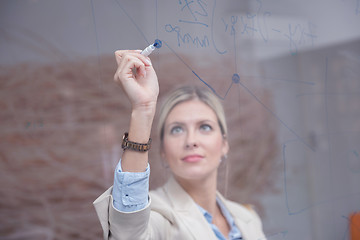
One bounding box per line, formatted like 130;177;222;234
128;105;156;143
130;105;156;125
131;101;157;117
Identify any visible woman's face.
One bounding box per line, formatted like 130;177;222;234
161;99;229;182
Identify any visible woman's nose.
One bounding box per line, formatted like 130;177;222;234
184;131;198;149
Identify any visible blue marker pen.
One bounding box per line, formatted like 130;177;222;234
141;39;162;57
141;44;155;57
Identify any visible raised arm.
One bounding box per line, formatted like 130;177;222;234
113;50;159;172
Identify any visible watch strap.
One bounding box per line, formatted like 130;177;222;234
121;132;152;152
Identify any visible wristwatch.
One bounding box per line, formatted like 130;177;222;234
121;132;152;152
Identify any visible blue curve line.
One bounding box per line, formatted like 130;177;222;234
113;0;149;45
211;0;227;54
163;40;232;100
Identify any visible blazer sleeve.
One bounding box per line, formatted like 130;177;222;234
93;186;152;240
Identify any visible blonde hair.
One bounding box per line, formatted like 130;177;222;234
157;86;228;147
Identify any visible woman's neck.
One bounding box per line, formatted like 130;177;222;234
175;172;218;216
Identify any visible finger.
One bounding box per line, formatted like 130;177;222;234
119;54;145;74
116;55;146;82
114;50;142;65
121;50;152;66
134;54;152;66
115;50;152;70
137;64;147;78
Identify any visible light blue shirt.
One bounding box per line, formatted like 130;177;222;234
112;160;150;212
112;159;243;239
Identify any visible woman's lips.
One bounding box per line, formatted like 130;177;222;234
182;154;203;163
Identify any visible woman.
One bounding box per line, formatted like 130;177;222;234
93;50;266;240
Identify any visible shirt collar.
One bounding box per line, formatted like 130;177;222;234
197;203;213;223
196;197;242;239
196;197;235;224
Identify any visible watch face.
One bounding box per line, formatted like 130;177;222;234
123;132;128;140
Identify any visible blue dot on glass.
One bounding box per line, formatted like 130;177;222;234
232;73;240;83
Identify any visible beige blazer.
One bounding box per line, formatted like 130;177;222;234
93;177;266;240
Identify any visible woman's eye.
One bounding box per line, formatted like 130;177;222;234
170;126;183;134
200;124;212;132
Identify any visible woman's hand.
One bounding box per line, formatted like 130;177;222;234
114;50;159;112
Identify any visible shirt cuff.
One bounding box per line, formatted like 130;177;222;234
112;159;150;212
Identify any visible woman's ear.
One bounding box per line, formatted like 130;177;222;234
160;148;170;169
160;148;166;159
222;135;229;156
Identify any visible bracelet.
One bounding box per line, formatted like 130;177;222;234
121;132;152;152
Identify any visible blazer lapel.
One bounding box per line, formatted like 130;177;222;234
164;177;218;240
217;193;261;240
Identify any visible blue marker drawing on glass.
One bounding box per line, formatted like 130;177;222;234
141;39;162;56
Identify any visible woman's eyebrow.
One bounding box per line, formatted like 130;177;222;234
167;121;184;125
165;121;184;129
198;119;217;124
